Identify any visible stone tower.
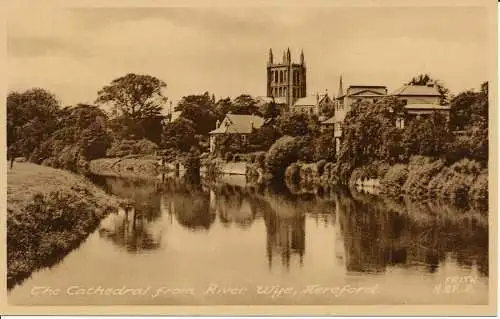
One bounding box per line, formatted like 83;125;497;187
267;48;307;109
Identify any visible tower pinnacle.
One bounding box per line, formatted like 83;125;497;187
268;48;273;64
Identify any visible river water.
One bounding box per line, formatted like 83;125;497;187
8;174;489;305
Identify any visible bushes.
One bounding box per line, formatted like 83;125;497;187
265;136;298;180
402;156;445;198
381;164;409;197
469;170;488;209
427;159;482;206
106;139;158;157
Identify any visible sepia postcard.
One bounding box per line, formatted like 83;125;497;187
0;0;497;316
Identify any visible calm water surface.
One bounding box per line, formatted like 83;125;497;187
8;175;489;305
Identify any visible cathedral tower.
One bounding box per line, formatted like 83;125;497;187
267;48;307;109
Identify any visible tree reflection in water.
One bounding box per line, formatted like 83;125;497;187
96;177;163;253
91;174;488;277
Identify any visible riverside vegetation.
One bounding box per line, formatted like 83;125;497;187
7;163;123;289
6;73;489;288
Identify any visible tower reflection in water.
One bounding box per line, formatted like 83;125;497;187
94;176;488;277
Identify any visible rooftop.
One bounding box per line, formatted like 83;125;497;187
209;113;264;135
405;103;450;110
391;84;441;96
293;94;329;106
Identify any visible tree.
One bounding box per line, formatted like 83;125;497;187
247;124;282;151
336;97;405;180
232;94;261;115
161;118;197;153
402;112;454;158
407;74;451;105
449;91;479;131
277;112;310;136
95;73;167;141
7;88;60;158
175;92;217;135
96;73;167;119
265;136;299;180
263;100;280;120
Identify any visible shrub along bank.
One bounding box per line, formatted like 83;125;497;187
7;163;123;289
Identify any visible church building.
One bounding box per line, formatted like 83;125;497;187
266;48;307;110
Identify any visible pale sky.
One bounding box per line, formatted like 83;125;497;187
6;4;492;111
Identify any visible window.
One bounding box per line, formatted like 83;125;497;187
280;71;283;83
274;71;278;83
284;71;287;82
279;87;282;96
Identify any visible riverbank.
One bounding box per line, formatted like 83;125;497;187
7;163;123;289
284;156;488;210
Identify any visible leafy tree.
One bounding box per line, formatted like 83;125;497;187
407;73;451;105
401;112;454;158
449;91;479;131
314;133;336;161
247;124;282;151
277;112;310;136
161;118;197;153
336;97;405;181
95;73;167;141
7;88;60;158
265;136;298;180
175;92;217;135
231;94;261;115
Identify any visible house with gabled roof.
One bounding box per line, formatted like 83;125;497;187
390;83;450;127
209;112;265;153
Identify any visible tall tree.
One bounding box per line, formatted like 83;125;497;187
7;88;60;158
175;92;217;135
96;73;167;119
95;73;167;141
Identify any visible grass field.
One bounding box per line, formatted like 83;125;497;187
7;162;123;289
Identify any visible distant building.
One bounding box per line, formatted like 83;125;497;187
291;92;334;116
266;48;307;110
209;113;264;153
390;83;450;128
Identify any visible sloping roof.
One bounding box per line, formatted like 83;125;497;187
348;89;387;97
293;94;329;107
209;113;265;135
391;84;441;96
405;103;450;110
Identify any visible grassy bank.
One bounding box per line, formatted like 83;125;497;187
7;163;123;289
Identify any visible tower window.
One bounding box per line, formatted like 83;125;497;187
280;71;283;83
279;87;282;96
274;71;278;83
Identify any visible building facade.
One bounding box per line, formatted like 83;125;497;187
267;48;307;110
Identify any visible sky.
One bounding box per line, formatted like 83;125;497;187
6;4;492;112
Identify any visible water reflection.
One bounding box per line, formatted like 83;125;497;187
91;175;488;277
